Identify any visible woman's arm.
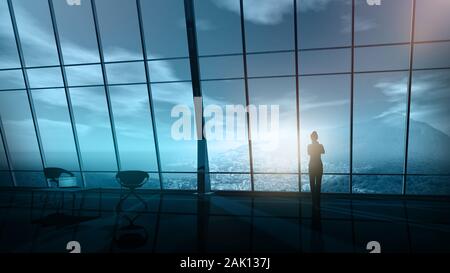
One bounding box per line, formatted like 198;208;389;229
321;145;325;154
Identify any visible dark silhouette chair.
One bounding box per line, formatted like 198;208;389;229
44;167;76;188
116;171;149;211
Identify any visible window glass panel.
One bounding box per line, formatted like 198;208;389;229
0;0;21;69
0;134;8;170
52;0;100;65
299;49;351;75
355;0;412;45
301;175;350;193
210;174;251;191
355;45;410;72
352;175;403;195
247;52;295;77
12;0;59;67
141;173;160;190
0;91;43;170
354;72;408;174
152;82;197;172
84;172;116;189
300;75;350;174
0;70;25;90
148;59;191;82
14;171;46;187
248;77;297;173
202;79;250;172
27;67;63;88
244;0;295;52
95;0;143;62
406;176;450;195
413;42;450;69
200;56;244;80
254;174;298;192
32;89;79;171
109;84;158;171
65;64;103;86
105;62;146;85
162;173;197;190
408;70;450;175
415;0;450;41
69;86;117;171
141;0;189;59
298;0;351;49
195;0;243;55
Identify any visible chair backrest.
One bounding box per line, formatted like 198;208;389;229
44;168;74;180
116;171;149;189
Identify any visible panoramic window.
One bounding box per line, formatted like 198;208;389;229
0;0;448;196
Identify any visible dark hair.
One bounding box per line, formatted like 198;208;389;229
311;131;318;141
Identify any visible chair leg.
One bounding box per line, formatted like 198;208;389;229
132;191;148;209
116;191;132;212
116;190;147;211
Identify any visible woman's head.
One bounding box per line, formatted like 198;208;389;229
311;131;318;142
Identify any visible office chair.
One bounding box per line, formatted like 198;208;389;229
116;171;149;211
44;167;77;188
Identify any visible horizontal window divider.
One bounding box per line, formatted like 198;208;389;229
0;88;27;92
2;38;449;72
147;56;190;61
198;52;243;58
5;170;449;177
150;80;192;84
201;77;245;82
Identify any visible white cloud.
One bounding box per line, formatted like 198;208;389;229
301;98;349;111
211;0;333;25
341;15;377;33
373;73;450;135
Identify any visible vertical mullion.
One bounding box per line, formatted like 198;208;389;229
184;0;210;193
7;0;48;186
136;0;164;190
403;0;417;195
239;0;255;191
0;115;16;187
294;0;301;192
349;0;355;194
47;0;86;188
90;0;122;171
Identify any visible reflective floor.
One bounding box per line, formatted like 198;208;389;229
0;190;449;253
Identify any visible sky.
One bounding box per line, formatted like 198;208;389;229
0;0;449;191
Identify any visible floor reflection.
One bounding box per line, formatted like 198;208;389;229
0;190;449;253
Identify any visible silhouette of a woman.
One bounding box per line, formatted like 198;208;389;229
308;131;325;208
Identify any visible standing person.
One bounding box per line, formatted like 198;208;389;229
308;131;325;209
